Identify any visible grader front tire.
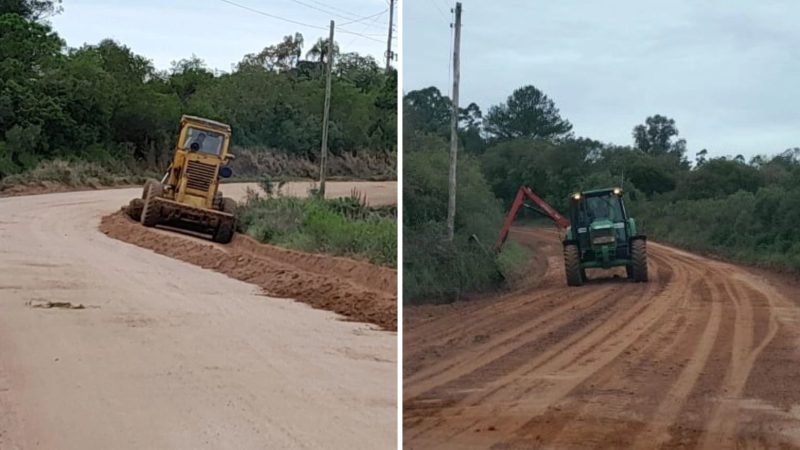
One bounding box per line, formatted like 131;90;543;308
141;183;162;228
213;218;235;244
127;198;144;221
221;197;236;214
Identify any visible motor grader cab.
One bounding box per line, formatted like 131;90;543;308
128;115;237;243
562;187;648;286
496;186;648;287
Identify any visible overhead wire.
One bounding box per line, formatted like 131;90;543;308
218;0;385;43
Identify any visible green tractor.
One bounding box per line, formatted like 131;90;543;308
562;187;648;286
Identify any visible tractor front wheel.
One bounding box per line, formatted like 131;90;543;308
631;239;649;282
564;244;584;286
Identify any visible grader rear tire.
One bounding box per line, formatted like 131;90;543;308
141;183;163;227
141;179;161;199
564;244;584;287
631;239;649;282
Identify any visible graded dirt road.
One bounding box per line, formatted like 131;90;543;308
404;227;800;449
0;181;396;450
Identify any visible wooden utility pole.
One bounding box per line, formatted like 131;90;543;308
446;2;462;241
319;20;335;197
385;0;395;72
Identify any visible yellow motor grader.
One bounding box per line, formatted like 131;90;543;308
128;115;237;243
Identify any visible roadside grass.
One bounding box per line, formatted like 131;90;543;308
496;240;531;282
0;159;152;192
236;184;397;267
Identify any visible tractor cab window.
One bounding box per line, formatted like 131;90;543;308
584;195;623;222
183;127;225;156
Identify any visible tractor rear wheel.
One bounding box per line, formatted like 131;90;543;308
213;217;235;244
631;239;649;282
564;244;583;286
141;182;163;227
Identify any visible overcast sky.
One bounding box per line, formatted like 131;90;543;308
50;0;394;73
404;0;800;158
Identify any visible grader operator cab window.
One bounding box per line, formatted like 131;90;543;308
183;127;225;156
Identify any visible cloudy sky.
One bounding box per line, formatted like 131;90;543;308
404;0;800;158
51;0;394;72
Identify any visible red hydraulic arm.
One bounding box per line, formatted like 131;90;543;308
494;186;570;250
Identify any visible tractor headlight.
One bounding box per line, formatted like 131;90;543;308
591;235;616;245
613;187;623;196
572;192;581;201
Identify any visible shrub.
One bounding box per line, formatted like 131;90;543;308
236;193;396;267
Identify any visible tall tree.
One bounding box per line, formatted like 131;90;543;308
484;85;573;141
239;33;304;72
632;114;686;157
403;87;452;135
305;37;339;65
0;0;61;19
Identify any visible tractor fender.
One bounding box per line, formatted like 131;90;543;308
562;239;579;247
630;235;647;242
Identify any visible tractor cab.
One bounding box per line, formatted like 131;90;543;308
563;187;648;285
494;184;648;286
567;187;631;267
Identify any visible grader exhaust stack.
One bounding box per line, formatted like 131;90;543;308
127;115;237;243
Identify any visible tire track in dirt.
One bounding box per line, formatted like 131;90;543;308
403;228;800;449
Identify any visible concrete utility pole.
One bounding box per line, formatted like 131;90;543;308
319;20;335;197
446;2;462;241
385;0;395;72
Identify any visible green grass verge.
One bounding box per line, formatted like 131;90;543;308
236;193;397;267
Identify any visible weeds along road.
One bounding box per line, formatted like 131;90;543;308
404;227;800;449
0;182;396;450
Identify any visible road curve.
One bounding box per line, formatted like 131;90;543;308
0;183;396;450
404;227;800;449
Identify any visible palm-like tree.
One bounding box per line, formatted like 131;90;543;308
305;38;340;65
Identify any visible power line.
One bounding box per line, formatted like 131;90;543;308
218;0;384;43
283;0;389;32
339;9;387;27
285;0;361;21
305;0;364;19
219;0;328;30
428;0;447;21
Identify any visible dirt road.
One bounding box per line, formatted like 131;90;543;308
0;182;396;450
404;227;800;449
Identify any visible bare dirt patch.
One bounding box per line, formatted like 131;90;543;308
404;226;800;449
100;210;396;330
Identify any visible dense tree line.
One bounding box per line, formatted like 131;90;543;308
0;2;396;178
404;83;800;301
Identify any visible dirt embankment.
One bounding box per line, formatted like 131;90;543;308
404;226;800;449
100;211;396;330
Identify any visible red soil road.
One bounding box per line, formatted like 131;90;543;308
0;182;396;450
404;227;800;449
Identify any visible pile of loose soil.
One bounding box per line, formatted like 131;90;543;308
99;211;396;330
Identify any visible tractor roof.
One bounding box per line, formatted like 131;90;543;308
181;115;231;134
580;187;619;196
